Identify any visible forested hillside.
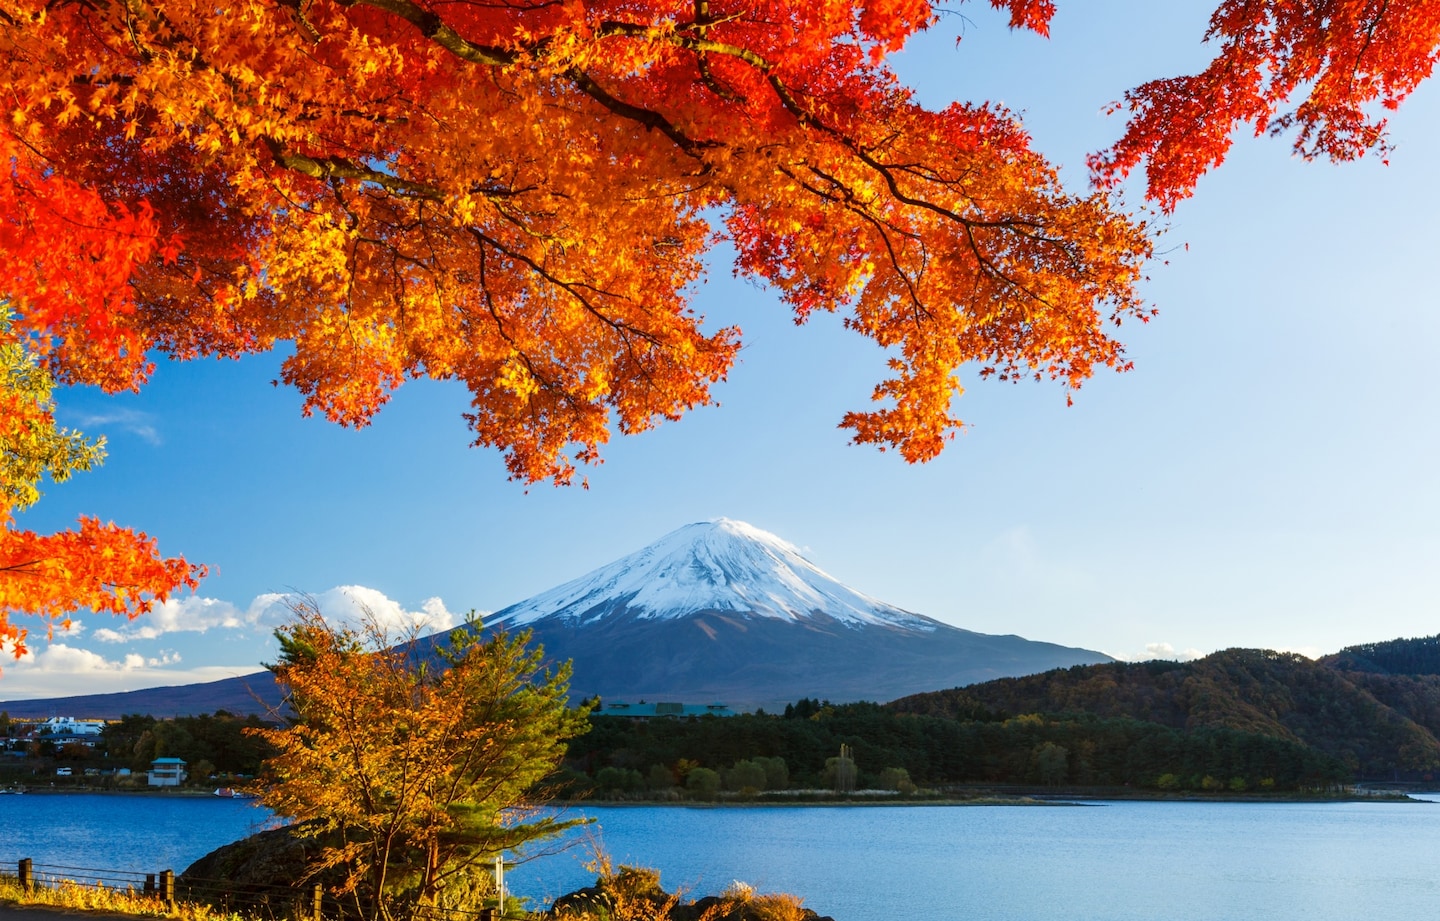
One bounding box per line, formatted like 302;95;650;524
563;698;1348;797
564;641;1440;799
890;647;1440;778
1325;636;1440;676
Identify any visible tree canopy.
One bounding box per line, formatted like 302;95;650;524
252;605;589;920
1;0;1435;637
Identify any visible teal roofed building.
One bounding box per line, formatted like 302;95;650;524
148;757;187;787
600;701;736;719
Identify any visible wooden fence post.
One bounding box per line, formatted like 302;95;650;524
18;858;32;894
144;873;156;895
159;870;175;912
312;883;323;921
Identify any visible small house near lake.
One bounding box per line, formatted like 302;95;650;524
148;757;187;787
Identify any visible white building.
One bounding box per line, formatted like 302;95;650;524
148;757;187;787
38;717;105;737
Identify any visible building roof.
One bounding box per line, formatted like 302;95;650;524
151;757;187;765
600;701;736;719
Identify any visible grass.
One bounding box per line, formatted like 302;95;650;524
0;874;251;921
0;866;814;921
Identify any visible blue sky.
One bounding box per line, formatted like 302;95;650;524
4;2;1438;700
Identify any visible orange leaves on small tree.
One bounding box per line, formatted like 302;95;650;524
251;603;590;920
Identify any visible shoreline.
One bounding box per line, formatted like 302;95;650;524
558;788;1429;807
4;785;1428;805
0;787;250;797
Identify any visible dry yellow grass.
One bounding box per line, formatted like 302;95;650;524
2;863;811;921
545;862;811;921
0;875;246;921
709;882;809;921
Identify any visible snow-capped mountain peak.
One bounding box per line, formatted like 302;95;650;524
490;518;937;631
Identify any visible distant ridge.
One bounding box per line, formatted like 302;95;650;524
0;671;280;720
1323;634;1440;676
0;519;1112;716
890;646;1440;780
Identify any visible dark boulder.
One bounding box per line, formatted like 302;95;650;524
178;823;334;915
546;867;834;921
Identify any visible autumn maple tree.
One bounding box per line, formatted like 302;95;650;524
2;0;1435;635
252;603;589;920
1;313;200;660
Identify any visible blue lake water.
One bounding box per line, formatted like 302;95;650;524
3;794;1440;920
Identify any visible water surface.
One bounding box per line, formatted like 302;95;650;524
4;795;1438;920
534;801;1440;921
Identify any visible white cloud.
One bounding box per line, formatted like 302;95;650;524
70;408;162;445
93;596;246;642
13;643;181;673
1108;642;1207;663
0;587;464;699
244;586;459;636
1107;643;1324;664
89;586;458;641
0;643;255;699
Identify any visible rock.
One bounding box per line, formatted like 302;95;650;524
177;824;498;917
679;895;834;921
177;824;335;914
546;867;835;921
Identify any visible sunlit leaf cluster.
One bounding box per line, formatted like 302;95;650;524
0;315;200;660
1093;0;1440;210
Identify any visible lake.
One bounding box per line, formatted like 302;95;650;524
3;795;1439;920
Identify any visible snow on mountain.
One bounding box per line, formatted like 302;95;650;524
490;518;938;631
0;518;1114;714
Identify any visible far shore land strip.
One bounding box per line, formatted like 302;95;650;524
1;784;1425;805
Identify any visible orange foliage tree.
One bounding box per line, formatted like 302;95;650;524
1;318;201;661
252;604;589;919
1;0;1433;635
1092;1;1440;211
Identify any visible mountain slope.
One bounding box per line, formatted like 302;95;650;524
0;671;282;720
0;519;1112;715
889;648;1440;778
492;518;937;630
490;518;1111;707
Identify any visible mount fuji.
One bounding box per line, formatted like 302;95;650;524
486;518;1111;708
492;518;940;631
0;519;1111;716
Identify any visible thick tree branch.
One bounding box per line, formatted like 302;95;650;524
344;0;516;66
263;138;442;198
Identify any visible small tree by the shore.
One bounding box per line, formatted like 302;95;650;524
250;602;590;921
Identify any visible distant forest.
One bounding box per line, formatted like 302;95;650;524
563;636;1440;797
0;712;272;785
10;636;1440;797
1325;635;1440;676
